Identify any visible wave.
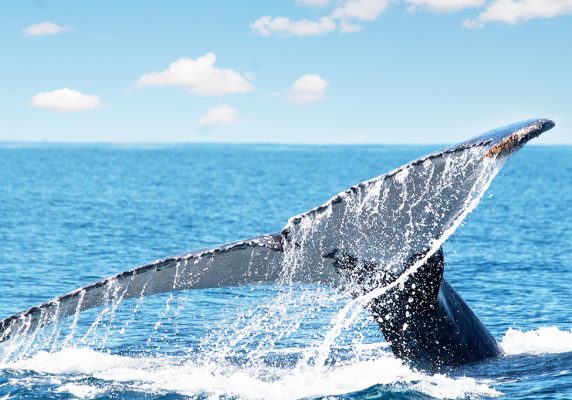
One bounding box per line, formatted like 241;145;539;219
500;327;572;356
2;347;499;399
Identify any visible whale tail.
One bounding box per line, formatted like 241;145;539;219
367;247;502;369
0;119;555;368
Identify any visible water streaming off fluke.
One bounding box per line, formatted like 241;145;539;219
0;119;556;398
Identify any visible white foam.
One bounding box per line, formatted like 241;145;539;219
3;347;499;399
7;347;137;374
55;383;106;399
500;327;572;356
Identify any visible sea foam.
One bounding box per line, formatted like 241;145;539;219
5;346;499;399
500;327;572;356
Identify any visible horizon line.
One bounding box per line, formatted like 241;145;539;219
0;140;570;147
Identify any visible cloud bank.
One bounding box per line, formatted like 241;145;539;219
252;0;572;34
464;0;572;28
252;0;390;36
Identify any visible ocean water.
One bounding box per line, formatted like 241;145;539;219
0;143;571;399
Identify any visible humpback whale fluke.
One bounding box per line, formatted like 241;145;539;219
0;119;555;369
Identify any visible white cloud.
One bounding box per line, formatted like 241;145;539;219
287;74;328;104
331;0;391;21
252;0;571;36
339;20;364;32
463;0;572;27
406;0;485;12
250;16;336;36
23;22;71;36
136;53;253;96
30;88;101;113
198;104;240;126
297;0;331;7
250;0;391;36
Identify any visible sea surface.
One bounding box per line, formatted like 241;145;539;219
0;143;571;399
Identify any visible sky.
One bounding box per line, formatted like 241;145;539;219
1;0;571;144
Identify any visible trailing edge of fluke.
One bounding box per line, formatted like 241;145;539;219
0;118;555;369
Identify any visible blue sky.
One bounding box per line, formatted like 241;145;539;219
1;0;571;144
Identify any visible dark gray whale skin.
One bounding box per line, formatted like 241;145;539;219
0;119;555;370
369;249;502;369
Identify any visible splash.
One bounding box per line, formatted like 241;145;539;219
280;147;505;370
0;145;509;398
3;346;500;399
500;327;572;356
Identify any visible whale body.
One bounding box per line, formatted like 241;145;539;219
0;119;555;369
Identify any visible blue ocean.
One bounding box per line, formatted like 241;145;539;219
0;143;571;399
